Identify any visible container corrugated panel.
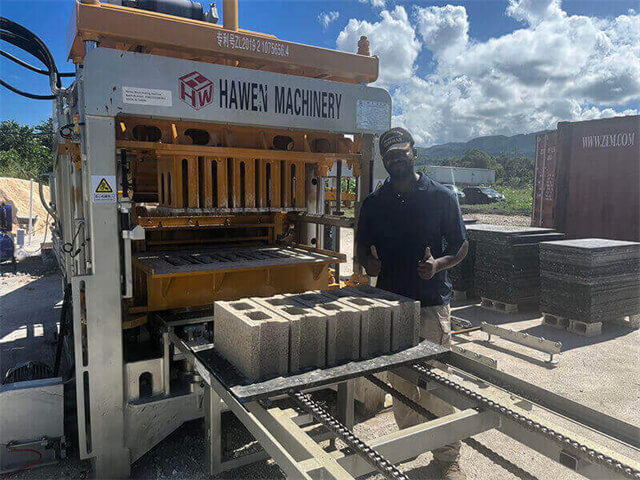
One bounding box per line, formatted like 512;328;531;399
555;115;640;241
532;132;558;228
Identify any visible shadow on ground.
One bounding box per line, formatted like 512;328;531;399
0;273;62;378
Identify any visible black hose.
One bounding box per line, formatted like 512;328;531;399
0;78;55;99
0;16;70;99
0;49;74;77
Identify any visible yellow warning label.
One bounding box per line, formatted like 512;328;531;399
95;178;113;193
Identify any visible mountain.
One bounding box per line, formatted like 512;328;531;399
416;131;549;164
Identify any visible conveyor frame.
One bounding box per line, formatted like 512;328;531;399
165;313;640;480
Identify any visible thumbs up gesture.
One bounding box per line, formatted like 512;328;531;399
418;247;438;280
364;245;382;277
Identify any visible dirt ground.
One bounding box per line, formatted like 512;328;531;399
2;213;638;480
0;177;51;234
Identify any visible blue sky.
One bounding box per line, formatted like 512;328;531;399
1;0;638;145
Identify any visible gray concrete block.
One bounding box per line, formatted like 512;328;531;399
351;285;420;351
323;288;392;358
252;294;326;372
292;291;360;365
214;299;289;381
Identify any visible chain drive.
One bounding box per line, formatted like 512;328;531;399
410;363;640;479
290;391;409;480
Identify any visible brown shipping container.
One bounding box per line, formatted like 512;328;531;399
532;115;639;241
532;131;558;228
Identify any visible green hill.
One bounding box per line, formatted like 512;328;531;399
416;131;548;164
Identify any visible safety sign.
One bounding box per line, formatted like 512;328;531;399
91;175;117;203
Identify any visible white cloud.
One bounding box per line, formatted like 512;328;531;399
506;0;564;25
359;0;386;8
414;5;468;59
318;11;340;29
337;6;421;84
336;2;640;146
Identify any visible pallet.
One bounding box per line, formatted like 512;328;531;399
542;313;640;337
480;297;519;314
191;340;448;402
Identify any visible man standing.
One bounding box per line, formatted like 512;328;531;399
356;127;468;480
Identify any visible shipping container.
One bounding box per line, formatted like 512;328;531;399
532;115;639;241
532;131;558;228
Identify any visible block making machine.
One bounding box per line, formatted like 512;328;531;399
4;0;638;478
50;0;390;475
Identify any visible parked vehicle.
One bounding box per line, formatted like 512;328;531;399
443;184;466;203
462;186;505;204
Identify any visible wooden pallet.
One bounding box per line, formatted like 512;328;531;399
542;313;640;337
480;297;519;314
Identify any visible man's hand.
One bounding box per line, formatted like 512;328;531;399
417;247;439;280
364;245;382;277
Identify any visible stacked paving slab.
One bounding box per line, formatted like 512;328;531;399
214;287;420;381
540;238;640;336
449;224;488;297
471;225;564;310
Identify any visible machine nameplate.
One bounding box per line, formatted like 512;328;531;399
83;49;391;134
122;86;172;107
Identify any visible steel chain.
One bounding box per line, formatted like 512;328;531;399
290;391;409;480
410;363;640;479
364;374;539;480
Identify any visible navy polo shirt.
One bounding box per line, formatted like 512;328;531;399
356;173;467;306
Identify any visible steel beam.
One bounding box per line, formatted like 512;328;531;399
481;323;562;364
170;331;313;479
332;409;499;478
447;355;640;449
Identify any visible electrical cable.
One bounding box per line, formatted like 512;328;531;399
1;446;42;479
0;16;71;100
0;49;74;77
0;78;55;100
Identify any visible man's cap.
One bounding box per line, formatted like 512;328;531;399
379;127;414;157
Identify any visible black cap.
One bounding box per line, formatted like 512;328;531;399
379;127;414;157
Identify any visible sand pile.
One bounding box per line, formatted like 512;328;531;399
0;177;51;233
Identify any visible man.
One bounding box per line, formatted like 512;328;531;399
356;127;469;480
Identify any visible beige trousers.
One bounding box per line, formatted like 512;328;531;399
389;304;460;463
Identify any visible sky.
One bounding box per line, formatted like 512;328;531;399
0;0;638;146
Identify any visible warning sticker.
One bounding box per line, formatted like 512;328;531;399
122;86;172;107
91;175;117;203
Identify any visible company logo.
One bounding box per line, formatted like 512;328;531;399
179;71;214;110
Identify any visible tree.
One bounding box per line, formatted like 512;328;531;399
0;119;54;180
495;153;534;187
459;148;492;169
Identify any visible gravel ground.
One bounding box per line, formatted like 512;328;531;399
4;214;638;480
462;214;530;227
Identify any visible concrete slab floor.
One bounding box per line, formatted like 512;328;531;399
4;268;639;480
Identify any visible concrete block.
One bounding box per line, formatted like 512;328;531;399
542;313;570;330
292;292;360;365
323;288;392;358
351;285;420;351
252;294;326;372
567;319;602;337
214;299;289;380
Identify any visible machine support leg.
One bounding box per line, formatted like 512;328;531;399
337;380;355;429
162;331;171;396
205;385;223;475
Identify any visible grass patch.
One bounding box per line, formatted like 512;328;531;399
460;185;533;216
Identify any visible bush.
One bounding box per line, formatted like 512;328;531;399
460;185;532;216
